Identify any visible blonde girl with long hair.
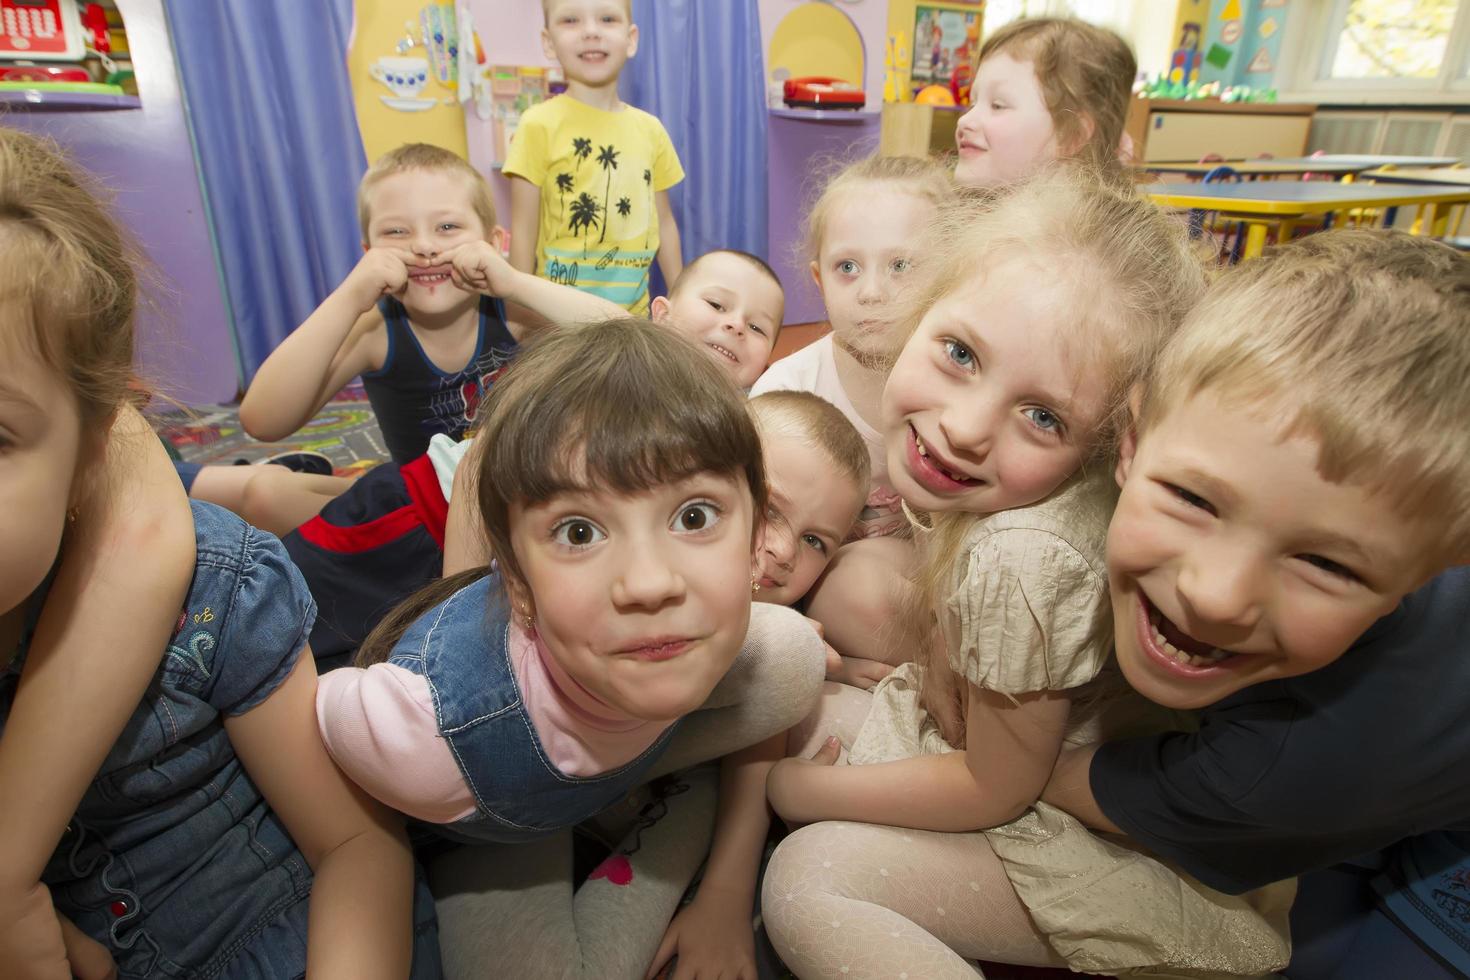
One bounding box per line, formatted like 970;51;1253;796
791;17;1141;685
756;166;1275;979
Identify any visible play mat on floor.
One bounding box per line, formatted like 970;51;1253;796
153;383;389;477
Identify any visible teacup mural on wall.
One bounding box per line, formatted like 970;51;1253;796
371;56;435;112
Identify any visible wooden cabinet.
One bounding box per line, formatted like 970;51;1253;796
1126;99;1315;163
879;102;964;158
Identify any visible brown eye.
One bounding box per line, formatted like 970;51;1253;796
674;503;720;533
553;519;604;548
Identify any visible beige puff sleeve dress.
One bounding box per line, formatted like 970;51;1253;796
847;469;1295;979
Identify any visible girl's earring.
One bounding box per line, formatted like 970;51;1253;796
750;575;761;596
66;507;79;524
520;605;535;631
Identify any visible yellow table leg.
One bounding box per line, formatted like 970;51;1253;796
1278;218;1297;244
1242;221;1269;260
1429;203;1451;238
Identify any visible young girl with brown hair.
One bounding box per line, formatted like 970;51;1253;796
315;318;825;978
954;16;1138;187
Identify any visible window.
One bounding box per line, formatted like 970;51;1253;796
1328;0;1457;80
1293;0;1470;96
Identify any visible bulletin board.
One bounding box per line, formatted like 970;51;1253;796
885;0;982;101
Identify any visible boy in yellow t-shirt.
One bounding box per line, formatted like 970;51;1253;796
504;0;684;315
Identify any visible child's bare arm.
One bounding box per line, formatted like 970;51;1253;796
1041;744;1122;834
767;684;1071;832
443;241;623;340
646;734;783;980
654;190;683;288
226;651;413;978
508;176;541;276
0;408;194;975
239;250;409;442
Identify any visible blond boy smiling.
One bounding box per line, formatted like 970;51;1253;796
1031;231;1470;978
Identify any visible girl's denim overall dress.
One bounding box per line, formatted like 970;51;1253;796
388;575;683;844
2;503;440;979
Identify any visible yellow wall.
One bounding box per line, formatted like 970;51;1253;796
767;2;865;87
348;0;467;163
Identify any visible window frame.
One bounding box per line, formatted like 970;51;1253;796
1280;0;1470;102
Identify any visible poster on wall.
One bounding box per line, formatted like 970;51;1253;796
911;5;981;86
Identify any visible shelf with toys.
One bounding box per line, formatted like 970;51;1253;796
0;80;137;109
876;0;981;158
1;1;138;110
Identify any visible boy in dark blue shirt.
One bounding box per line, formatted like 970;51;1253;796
1042;231;1470;978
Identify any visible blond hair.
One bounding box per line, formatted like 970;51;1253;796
1140;229;1470;561
357;142;497;240
358;318;766;665
542;0;633;25
749;390;871;494
802;154;956;264
899;164;1208;742
981;17;1136;171
0;126;140;426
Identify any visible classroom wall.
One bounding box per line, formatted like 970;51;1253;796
1198;0;1293;90
757;0;886;105
348;0;469;163
7;0;237;404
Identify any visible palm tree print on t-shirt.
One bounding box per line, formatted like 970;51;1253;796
596;145;620;244
643;169;653;248
555;173;574;223
571;137;593;176
569;192;602;258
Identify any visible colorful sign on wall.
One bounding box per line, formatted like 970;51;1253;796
1198;0;1291;90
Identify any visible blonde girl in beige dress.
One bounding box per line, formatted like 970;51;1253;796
760;169;1295;979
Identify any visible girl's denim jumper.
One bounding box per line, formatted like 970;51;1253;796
389;575;682;844
2;502;440;979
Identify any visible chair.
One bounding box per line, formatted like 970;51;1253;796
1301;149;1332;182
1190;166;1248;262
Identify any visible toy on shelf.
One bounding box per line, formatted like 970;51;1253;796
784;75;866;110
1135;74;1274;104
1;0;135;98
915;84;955;106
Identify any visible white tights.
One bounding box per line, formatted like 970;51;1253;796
761;683;1065;980
431;604;827;979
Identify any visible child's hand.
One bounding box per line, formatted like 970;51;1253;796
827;654;894;691
645;885;757;980
0;882;75;980
809;615;893;690
342;247;412;310
58;916;115;980
766;737;842;828
443;241;516;297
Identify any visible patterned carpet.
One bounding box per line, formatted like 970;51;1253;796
153;383;389;477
